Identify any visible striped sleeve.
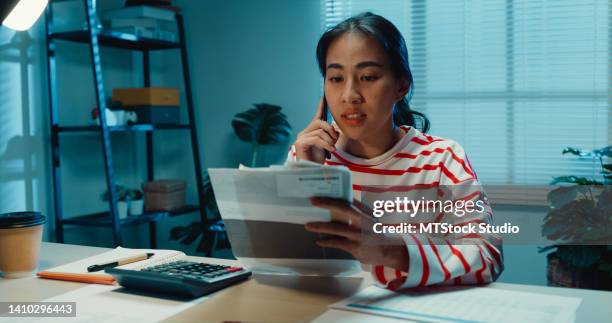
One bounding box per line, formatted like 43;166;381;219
371;141;504;289
285;144;298;164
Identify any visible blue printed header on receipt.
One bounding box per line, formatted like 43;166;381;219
276;174;344;198
273;161;352;201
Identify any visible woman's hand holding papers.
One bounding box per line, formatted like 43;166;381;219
294;97;340;164
305;197;409;272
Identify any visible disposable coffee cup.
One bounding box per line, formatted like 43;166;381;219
0;212;46;278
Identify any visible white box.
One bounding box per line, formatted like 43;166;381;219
111;26;155;39
109;18;164;29
103;6;175;21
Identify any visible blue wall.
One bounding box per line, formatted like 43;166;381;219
173;0;322;168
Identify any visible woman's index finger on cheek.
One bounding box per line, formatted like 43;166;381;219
312;96;325;121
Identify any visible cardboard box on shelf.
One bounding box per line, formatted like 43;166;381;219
112;87;180;107
142;180;186;211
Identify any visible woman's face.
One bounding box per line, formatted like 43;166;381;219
324;32;407;141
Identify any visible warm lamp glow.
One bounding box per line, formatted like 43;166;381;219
2;0;49;31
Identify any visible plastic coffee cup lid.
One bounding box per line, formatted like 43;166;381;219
0;212;46;229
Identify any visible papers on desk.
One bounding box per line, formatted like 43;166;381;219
209;161;362;276
329;285;582;323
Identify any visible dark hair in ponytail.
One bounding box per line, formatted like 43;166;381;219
316;12;430;133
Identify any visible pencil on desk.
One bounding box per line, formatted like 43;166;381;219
37;271;116;285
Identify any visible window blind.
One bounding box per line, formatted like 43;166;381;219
321;0;610;190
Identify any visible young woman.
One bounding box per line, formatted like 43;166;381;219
287;12;503;290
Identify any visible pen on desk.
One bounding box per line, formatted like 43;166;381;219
87;253;154;272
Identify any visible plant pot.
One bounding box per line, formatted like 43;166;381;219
547;252;612;291
129;199;144;216
117;201;128;220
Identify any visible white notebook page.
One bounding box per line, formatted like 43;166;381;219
331;285;582;323
43;247;186;275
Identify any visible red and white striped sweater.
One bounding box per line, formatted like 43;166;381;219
287;125;503;290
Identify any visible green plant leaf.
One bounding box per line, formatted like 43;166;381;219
562;147;587;156
169;175;225;254
169;222;204;245
542;216;575;241
202;175;220;220
596;187;612;215
126;189;143;200
547;186;580;208
231;103;292;145
550;176;602;185
101;184;127;202
545;145;612;270
537;245;559;253
169;226;190;241
594;146;612;158
580;226;611;243
562;146;612;158
542;199;599;242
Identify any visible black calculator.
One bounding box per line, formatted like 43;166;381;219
105;260;251;298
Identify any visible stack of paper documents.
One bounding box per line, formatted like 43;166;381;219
325;285;582;323
209;161;361;276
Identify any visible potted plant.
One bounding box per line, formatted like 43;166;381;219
90;99;135;126
127;189;144;216
232;103;292;167
169;174;228;255
101;185;129;219
539;146;612;290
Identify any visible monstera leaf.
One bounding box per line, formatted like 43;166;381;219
232;103;292;144
232;103;292;166
547;186;587;209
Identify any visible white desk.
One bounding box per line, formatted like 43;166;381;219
1;242;610;322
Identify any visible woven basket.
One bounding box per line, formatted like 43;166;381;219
142;180;186;211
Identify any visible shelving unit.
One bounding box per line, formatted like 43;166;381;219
45;0;212;252
49;30;181;50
